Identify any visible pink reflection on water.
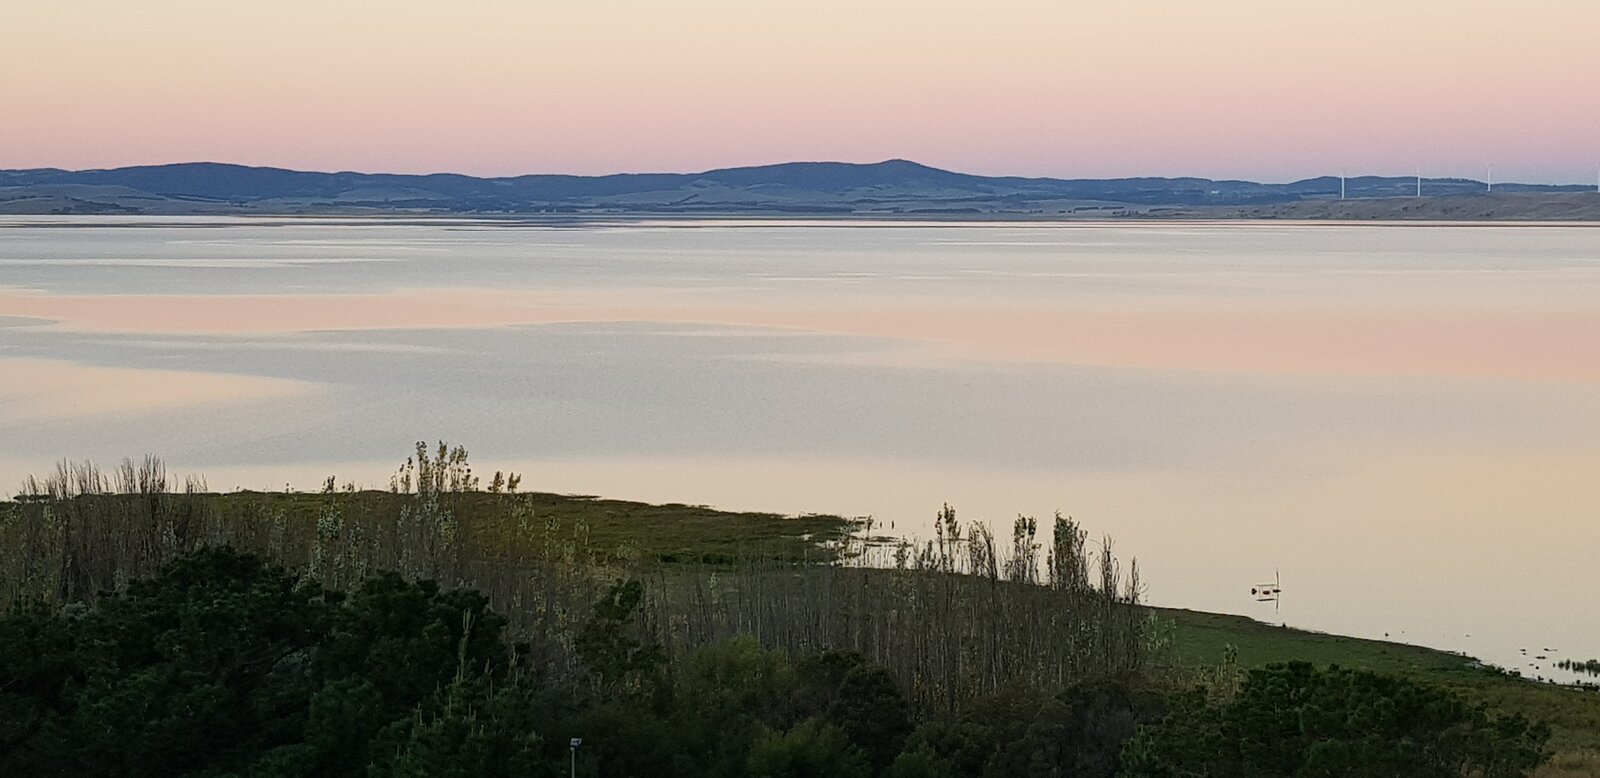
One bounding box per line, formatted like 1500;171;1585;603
0;357;313;421
5;288;1600;383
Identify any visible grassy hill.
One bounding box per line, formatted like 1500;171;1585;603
1155;608;1600;757
5;481;1598;765
1166;191;1600;221
6;160;1596;218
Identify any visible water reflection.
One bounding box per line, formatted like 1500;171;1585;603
5;289;1600;382
0;356;312;421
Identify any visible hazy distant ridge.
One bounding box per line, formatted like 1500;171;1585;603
1;159;1594;216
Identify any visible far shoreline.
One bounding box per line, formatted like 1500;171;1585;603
5;209;1600;228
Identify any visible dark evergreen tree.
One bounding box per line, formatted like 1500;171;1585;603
1120;662;1549;777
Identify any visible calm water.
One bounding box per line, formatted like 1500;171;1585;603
3;215;1598;681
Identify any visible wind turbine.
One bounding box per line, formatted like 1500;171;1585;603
1487;165;1493;194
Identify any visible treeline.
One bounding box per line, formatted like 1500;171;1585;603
0;549;1549;777
1;450;1145;713
0;448;1554;775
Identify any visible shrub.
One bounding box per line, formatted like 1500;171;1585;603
0;547;521;778
746;719;870;778
1120;661;1550;777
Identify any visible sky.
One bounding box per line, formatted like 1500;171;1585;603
3;1;1598;183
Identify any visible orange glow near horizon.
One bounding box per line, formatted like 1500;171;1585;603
3;1;1599;183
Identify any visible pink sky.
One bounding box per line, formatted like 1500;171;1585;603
4;1;1598;182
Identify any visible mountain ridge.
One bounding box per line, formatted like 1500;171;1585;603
2;159;1596;217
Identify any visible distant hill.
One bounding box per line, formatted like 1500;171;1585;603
1167;191;1600;221
1;160;1596;218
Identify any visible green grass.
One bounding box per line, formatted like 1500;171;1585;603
1155;607;1600;755
200;489;856;565
500;493;854;563
1157;607;1469;675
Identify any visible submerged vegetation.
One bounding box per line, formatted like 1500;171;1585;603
0;445;1587;775
1559;659;1600;678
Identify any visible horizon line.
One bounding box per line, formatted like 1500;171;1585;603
9;158;1600;188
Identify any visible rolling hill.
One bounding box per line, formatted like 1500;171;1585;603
2;159;1596;218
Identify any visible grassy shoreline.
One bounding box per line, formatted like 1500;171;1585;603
5;485;1598;758
1153;607;1600;755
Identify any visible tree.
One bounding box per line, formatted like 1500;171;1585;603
887;742;957;778
366;672;547;778
985;677;1155;778
746;719;870;778
1120;662;1549;777
650;637;799;778
0;547;529;778
575;579;664;697
826;663;912;774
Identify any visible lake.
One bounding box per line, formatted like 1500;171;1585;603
3;215;1598;682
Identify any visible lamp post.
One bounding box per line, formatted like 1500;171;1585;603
569;737;582;778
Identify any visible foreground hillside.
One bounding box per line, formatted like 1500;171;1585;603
4;454;1597;773
4;545;1560;777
